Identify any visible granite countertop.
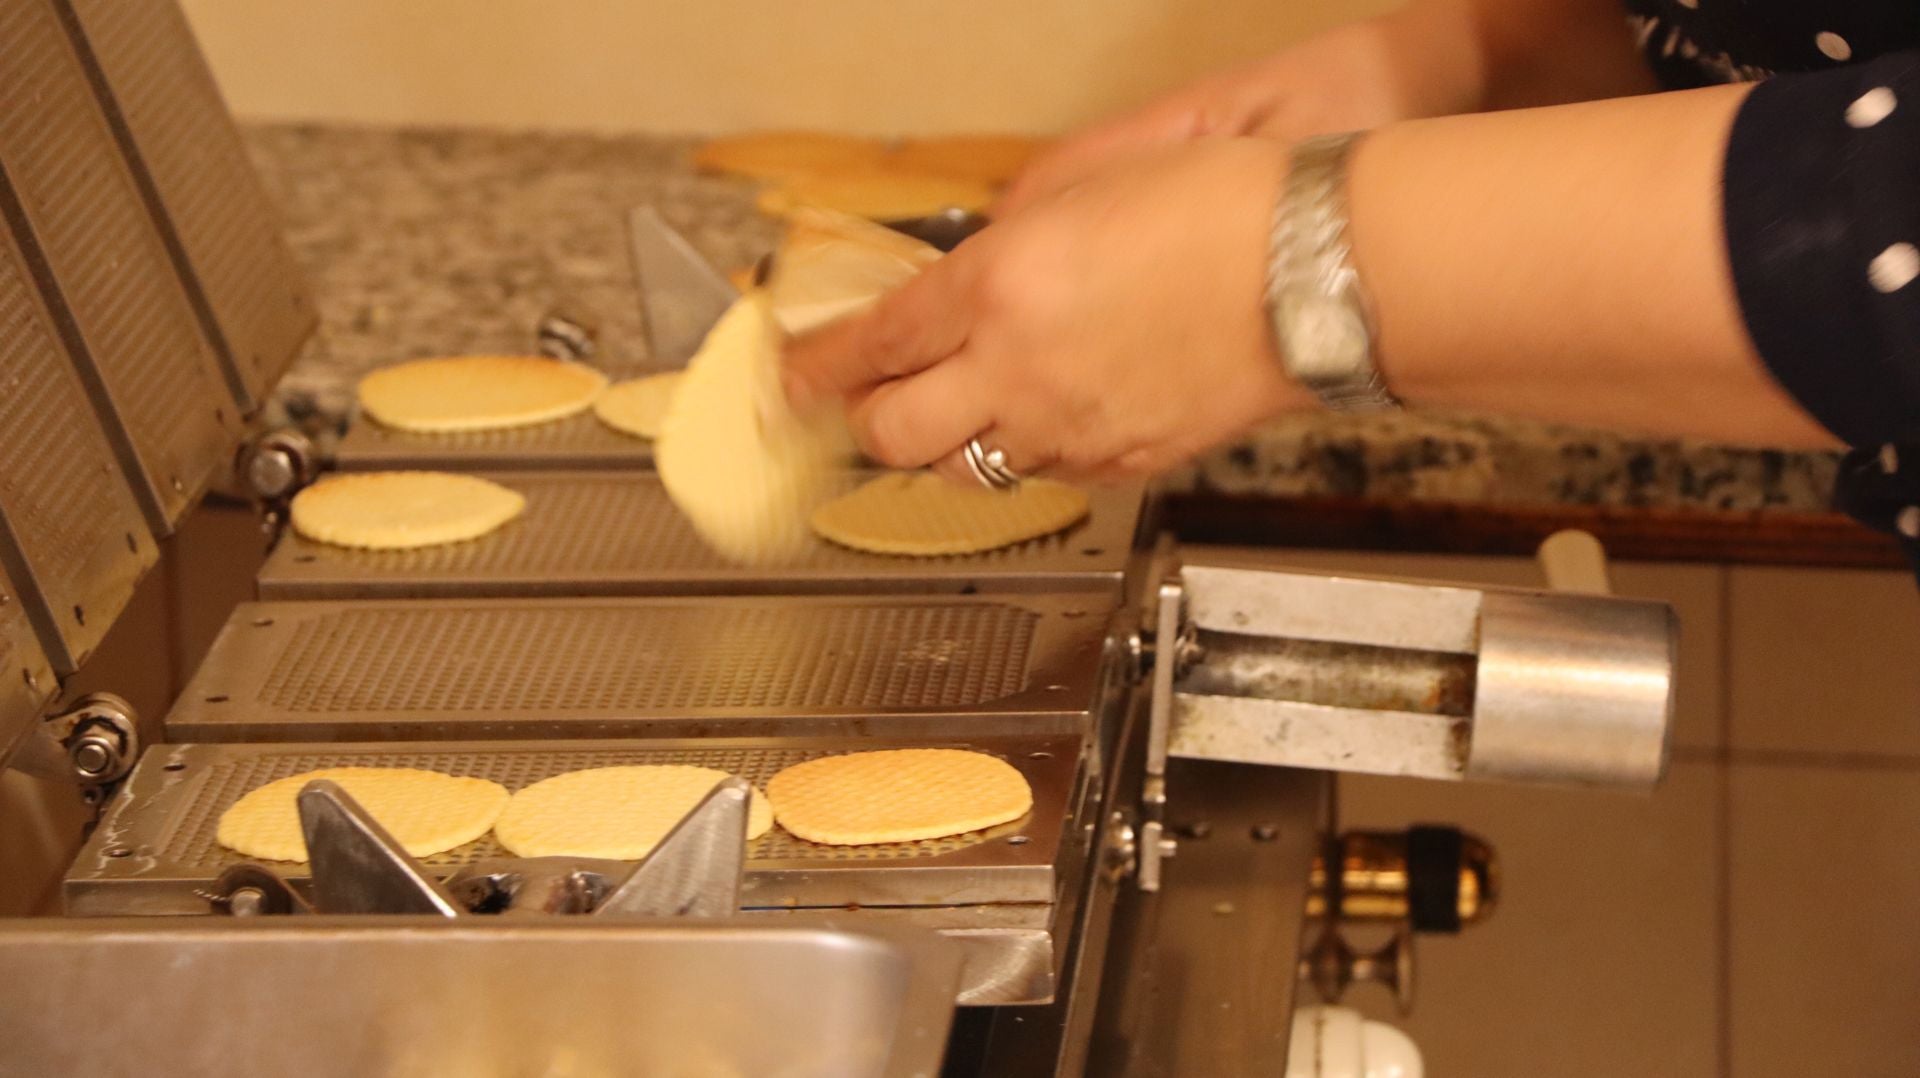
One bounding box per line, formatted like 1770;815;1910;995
244;123;1842;515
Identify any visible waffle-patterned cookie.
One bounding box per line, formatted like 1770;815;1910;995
216;766;509;862
767;749;1032;845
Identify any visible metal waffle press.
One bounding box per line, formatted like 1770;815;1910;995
5;10;1688;1073
162;593;1116;743
256;471;1147;600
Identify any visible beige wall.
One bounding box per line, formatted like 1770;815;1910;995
179;0;1396;135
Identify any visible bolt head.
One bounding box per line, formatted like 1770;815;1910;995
247;448;297;498
71;738;114;777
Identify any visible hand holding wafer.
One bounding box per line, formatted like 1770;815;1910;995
783;139;1311;485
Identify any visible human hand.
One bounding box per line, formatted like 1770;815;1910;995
997;15;1450;217
782;137;1313;484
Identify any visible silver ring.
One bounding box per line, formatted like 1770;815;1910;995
962;437;1022;491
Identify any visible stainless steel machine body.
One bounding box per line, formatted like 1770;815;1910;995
0;919;962;1078
1163;564;1676;787
256;471;1147;600
0;8;1688;1072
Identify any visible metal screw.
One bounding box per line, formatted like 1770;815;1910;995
246;447;298;499
1251;823;1280;842
227;888;267;917
1177;821;1213;840
70;736;117;778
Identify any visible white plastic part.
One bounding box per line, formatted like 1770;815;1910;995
1536;528;1612;595
1286;1006;1423;1078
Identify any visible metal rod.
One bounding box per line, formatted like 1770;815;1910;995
1178;632;1476;718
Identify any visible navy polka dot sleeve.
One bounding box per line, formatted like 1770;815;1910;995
1627;1;1920;563
1724;53;1920;449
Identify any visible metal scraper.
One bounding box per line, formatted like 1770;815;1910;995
627;206;740;367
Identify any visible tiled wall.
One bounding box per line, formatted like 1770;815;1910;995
1198;547;1920;1078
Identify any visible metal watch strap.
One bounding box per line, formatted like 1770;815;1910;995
1267;132;1400;412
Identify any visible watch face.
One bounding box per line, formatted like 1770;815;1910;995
1278;291;1368;387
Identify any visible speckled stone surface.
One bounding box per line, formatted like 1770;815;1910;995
244;122;1841;513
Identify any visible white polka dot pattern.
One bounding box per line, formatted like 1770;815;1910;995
1847;87;1898;128
1869;243;1920;294
1900;507;1920;540
1816;31;1852;62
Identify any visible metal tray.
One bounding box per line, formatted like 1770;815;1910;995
66;734;1087;916
165;594;1116;743
257;471;1144;600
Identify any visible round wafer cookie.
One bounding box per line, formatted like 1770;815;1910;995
692;131;889;183
592;371;683;440
358;356;607;433
810;472;1089;556
767;749;1033;846
216;767;509;862
290;471;525;550
494;766;775;861
756;169;994;222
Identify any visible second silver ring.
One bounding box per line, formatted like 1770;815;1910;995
962;436;1023;491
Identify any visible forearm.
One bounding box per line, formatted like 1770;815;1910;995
1346;83;1838;448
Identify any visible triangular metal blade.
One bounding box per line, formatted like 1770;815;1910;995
298;780;462;917
596;777;749;918
628;206;738;367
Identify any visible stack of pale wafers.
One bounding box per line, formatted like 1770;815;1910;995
694;130;1045;224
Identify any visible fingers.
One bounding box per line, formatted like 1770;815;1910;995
845;355;997;471
781;254;977;411
928;424;1059;488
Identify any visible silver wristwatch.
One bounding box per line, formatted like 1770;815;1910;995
1266;132;1399;412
